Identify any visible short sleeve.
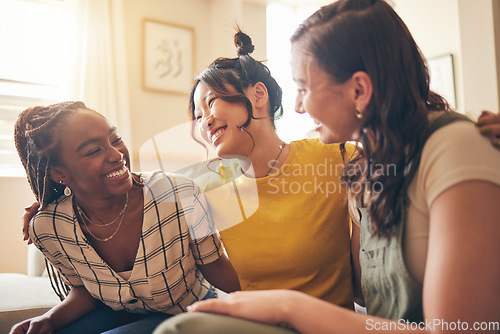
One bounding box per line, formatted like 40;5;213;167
417;121;500;207
30;213;84;288
188;189;224;265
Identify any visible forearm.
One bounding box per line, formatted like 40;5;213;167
350;223;364;306
198;255;241;293
44;286;100;330
282;291;433;334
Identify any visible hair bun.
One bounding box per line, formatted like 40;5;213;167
234;31;255;56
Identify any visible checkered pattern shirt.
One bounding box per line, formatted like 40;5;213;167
29;171;223;315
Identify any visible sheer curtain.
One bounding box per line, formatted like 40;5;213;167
66;0;132;149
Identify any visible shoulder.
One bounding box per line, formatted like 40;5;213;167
143;170;199;201
30;196;74;237
423;120;499;160
194;159;243;193
418;120;500;204
291;138;352;163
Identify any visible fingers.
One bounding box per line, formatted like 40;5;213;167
187;298;232;314
22;202;39;245
476;111;500;149
9;320;30;334
478;110;495;120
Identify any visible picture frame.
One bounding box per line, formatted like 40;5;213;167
142;19;195;95
427;53;457;109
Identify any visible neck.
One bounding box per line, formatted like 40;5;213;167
74;187;134;219
244;131;288;178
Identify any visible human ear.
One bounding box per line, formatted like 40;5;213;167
352;71;373;113
251;82;269;111
49;166;69;185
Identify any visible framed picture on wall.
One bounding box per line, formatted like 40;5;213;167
142;19;195;94
428;53;457;109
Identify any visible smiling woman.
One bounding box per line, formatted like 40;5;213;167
11;101;240;334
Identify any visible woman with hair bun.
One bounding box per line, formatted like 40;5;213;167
187;29;358;309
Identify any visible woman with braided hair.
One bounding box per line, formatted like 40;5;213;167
12;102;239;334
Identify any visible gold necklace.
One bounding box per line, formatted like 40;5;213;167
265;143;286;176
75;193;128;242
241;142;286;177
76;193;128;227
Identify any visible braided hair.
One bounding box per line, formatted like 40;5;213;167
14;101;85;209
14;101;87;300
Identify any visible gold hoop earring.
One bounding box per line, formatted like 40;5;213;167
354;107;364;119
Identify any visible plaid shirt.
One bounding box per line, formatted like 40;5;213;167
30;171;223;315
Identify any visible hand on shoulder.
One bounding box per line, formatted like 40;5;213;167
477;110;500;149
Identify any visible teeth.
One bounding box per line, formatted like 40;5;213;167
211;128;226;142
106;166;127;178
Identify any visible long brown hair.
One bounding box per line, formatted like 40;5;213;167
291;0;450;238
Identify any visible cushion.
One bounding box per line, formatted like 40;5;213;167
0;273;60;333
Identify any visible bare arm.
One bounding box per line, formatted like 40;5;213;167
10;286;100;334
423;180;500;332
350;222;364;307
198;254;241;293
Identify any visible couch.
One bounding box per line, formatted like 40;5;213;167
0;245;60;334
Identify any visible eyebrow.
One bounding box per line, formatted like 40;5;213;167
204;92;214;102
76;127;117;152
293;76;305;84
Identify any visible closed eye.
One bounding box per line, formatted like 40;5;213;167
208;97;217;108
84;148;100;156
112;137;122;145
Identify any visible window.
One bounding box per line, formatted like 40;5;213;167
266;3;320;143
0;0;70;176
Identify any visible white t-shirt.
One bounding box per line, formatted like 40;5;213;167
405;121;500;282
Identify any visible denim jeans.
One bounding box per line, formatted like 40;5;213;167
55;287;218;334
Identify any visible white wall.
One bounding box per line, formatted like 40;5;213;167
0;0;268;274
394;0;499;117
122;0;266;172
0;177;35;273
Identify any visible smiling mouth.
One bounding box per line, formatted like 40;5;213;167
211;127;227;143
105;165;128;178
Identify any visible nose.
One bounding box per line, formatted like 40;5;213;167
200;114;214;133
295;96;305;114
108;145;124;163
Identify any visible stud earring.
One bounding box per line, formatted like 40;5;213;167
354;107;364;119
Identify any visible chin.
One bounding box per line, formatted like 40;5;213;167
318;132;338;145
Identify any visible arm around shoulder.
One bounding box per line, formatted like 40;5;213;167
198;254;240;293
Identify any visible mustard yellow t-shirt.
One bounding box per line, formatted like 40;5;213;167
206;139;354;308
